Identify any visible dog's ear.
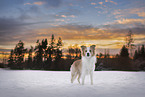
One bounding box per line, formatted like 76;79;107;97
81;46;86;56
90;45;96;50
81;46;86;51
90;45;96;56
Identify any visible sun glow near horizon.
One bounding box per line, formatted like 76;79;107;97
0;0;145;60
63;39;125;49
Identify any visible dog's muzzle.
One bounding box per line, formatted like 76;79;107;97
87;53;90;57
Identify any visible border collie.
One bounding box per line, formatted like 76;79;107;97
70;45;97;85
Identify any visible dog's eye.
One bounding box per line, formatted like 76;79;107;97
85;50;87;52
89;50;91;52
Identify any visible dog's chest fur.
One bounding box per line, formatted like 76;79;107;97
82;56;96;74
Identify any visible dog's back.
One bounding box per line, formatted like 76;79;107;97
70;60;82;83
71;60;82;72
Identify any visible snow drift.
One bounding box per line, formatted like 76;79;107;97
0;68;145;97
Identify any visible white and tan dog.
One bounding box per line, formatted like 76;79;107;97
70;45;97;85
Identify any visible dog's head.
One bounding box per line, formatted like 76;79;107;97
81;45;96;58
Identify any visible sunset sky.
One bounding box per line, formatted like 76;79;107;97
0;0;145;57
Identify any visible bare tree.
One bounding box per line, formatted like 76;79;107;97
125;30;135;57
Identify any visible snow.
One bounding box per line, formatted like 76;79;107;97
0;68;145;97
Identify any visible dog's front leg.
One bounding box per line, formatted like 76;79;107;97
90;72;93;85
81;72;85;85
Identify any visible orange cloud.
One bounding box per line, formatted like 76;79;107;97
24;2;44;6
109;1;117;5
115;18;145;24
33;2;44;5
105;0;117;5
137;12;145;17
61;15;67;18
99;2;103;5
113;7;145;19
24;3;32;5
3;23;145;50
33;24;127;41
91;3;96;5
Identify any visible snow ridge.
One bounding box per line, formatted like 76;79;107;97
0;69;145;97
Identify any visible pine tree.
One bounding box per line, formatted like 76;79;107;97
68;46;75;59
7;40;27;69
115;54;119;58
28;46;33;62
28;46;33;69
34;40;43;69
133;50;138;60
118;45;132;70
8;49;14;68
42;39;48;61
55;37;63;59
141;45;145;58
44;34;56;69
133;45;145;60
49;34;56;59
57;37;62;48
74;44;81;58
50;34;55;48
42;39;48;50
13;40;27;69
99;53;103;58
120;45;129;57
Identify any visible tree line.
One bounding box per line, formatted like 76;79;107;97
6;32;145;71
8;34;76;70
134;45;145;60
133;45;145;70
96;44;145;71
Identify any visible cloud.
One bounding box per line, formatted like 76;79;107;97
30;24;127;41
137;12;145;17
104;18;145;35
101;18;145;36
105;0;117;5
91;3;96;5
49;8;79;20
61;15;67;18
69;15;76;18
0;16;60;46
109;1;117;5
33;2;44;5
24;2;45;6
54;14;76;19
1;21;145;51
58;8;81;16
0;17;28;45
113;7;145;19
0;48;11;53
0;17;23;35
24;3;33;5
1;16;144;44
55;19;65;22
115;18;145;25
98;2;103;5
57;24;96;31
32;0;62;8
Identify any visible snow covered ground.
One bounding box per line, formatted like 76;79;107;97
0;68;145;97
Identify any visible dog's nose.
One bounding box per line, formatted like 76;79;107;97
87;53;90;56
